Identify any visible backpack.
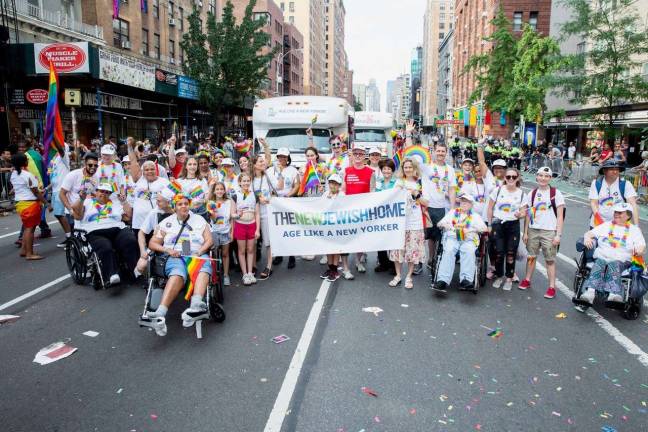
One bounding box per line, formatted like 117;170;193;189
530;187;565;220
595;177;627;202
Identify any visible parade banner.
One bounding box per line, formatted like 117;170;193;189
268;189;408;256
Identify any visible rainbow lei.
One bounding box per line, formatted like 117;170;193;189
327;154;346;175
455;171;474;192
89;199;113;221
429;164;449;193
99;162;118;192
607;222;630;249
451;208;473;242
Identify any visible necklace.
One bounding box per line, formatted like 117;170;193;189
452;208;473;241
430;164;449;193
607;222;630;249
91;199;113;221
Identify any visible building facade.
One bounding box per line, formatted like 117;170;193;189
324;0;346;98
410;46;423;123
392;74;411;126
282;23;304;95
386;79;397;114
352;83;366;110
365;79;381;112
420;0;453;127
436;29;453;123
280;0;326;95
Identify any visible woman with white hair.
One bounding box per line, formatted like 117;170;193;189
127;140;170;234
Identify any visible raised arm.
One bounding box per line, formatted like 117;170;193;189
127;137;142;181
167;136;177;169
404;119;416;148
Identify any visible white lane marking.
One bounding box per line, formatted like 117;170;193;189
0;274;71;311
0;220;60;240
535;261;648;368
264;279;333;432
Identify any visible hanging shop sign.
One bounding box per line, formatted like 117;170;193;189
81;92;143;110
98;48;155;91
156;69;178;86
26;89;48;105
178;76;199;100
34;42;89;74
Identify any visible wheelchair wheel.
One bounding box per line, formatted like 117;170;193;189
429;241;443;282
65;238;88;285
477;237;489;289
623;298;642;320
572;252;588;297
212;249;225;304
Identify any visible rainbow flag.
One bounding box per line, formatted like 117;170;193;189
298;161;320;195
168;180;182;195
392;150;402;170
403;145;431;165
456;227;466;241
189;185;203;198
593;212;605;227
488;328;503;339
235;139;251;154
311;114;318;125
631;255;645;272
183;256;207;300
43;61;65;184
527;207;536;225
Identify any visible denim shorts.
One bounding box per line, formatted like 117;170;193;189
52;192;65;217
212;231;232;247
165;255;212;281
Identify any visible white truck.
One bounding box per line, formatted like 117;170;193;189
353;111;394;157
252;96;354;167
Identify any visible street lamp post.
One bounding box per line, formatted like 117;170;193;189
276;48;303;96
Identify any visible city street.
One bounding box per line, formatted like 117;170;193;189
1;192;647;432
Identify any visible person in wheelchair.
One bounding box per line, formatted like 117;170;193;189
579;203;645;305
134;188;176;277
70;182;139;286
432;193;488;292
142;193;214;336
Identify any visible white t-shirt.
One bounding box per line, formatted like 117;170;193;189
209;199;233;234
48;145;70;193
568;146;576;159
158;212;209;254
438;209;488;244
421;162;456;209
234;189;258;216
460;181;493;220
489;186;524;222
140;208;173;235
94;161;124;193
267;165;299;197
591;221;645;263
177;177;209;213
396;178;429;231
81;198;125;232
123;174;136;204
253;174;274;218
588;178;637;223
222;173;239;198
61;168;97;207
132;177;170;229
523;187;566;231
10;170;38;201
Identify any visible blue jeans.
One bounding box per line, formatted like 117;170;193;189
437;237;477;284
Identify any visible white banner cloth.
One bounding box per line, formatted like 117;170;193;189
268;189;408;256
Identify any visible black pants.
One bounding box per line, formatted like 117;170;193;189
87;227;139;279
377;250;394;269
492;220;520;278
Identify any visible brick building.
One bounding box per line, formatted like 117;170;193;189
282;23;304;95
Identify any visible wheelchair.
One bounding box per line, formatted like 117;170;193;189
430;231;489;294
65;229;107;290
572;238;644;320
139;247;225;339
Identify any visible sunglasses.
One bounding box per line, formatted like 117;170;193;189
86;163;98;168
330;143;341;148
505;175;518;180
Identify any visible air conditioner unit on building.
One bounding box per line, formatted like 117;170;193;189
169;18;176;26
121;40;131;49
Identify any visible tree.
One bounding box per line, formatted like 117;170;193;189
463;7;517;112
548;0;648;143
508;24;560;123
180;0;279;135
353;97;363;111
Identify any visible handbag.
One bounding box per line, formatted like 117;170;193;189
629;271;648;299
151;219;188;278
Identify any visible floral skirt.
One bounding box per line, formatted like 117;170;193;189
390;229;425;264
583;258;629;295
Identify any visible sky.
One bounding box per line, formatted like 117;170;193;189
344;0;426;112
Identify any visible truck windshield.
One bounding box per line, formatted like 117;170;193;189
266;128;332;153
355;129;386;143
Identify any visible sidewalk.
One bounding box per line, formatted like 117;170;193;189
522;171;648;221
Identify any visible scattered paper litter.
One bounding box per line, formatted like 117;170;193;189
361;386;378;397
33;342;77;365
362;307;383;316
555;312;567;319
401;304;409;308
271;334;290;344
0;315;20;324
83;330;99;338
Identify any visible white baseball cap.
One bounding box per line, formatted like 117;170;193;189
121;155;130;163
457;193;475;203
277;147;291;157
100;145;115;155
368;146;381;155
492;159;507;168
537;166;553;176
613;202;633;215
174;148;188;155
328;173;342;184
96;183;114;192
351;143;366;152
222;158;235;166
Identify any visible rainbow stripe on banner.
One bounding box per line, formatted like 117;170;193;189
183;256;207;300
631;255;645;272
402;145;431;165
298;161;320;195
43;61;65;183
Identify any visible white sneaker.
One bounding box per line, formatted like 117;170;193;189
492;277;504;289
242;274;251;286
356;262;366;273
181;304;209;327
343;270;355;280
607;293;623;303
223;275;231;286
248;273;257;284
319;256;328;265
141;316;167;336
109;274;121;285
502;279;513;291
580;288;595;304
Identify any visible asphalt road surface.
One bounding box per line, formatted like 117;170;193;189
1;193;647;432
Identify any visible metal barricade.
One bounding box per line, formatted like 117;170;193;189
625;170;648;203
0;172;13;211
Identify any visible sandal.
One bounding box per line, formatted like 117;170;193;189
25;255;44;261
404;277;413;289
258;267;273;280
388;276;401;287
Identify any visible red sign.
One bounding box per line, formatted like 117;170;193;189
26;89;48;105
435;119;464;125
37;43;87;73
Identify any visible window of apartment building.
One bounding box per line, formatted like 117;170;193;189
289;2;295;12
169;39;175;62
289;16;294;24
179;7;184;30
440;22;445;29
439;32;444;39
280;2;285;11
179;47;184;65
529;11;538;30
153;0;159;19
209;0;215;15
577;41;586;54
253;12;271;23
113;18;130;47
142;28;149;56
276;20;282;34
168;1;175;18
153;33;161;59
513;12;523;31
